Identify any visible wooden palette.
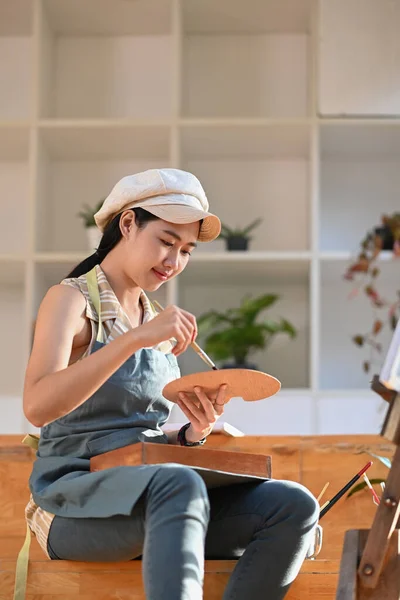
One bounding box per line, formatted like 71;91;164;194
162;369;281;404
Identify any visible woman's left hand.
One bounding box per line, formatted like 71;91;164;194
177;384;228;443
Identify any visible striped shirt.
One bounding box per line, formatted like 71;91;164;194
25;264;173;558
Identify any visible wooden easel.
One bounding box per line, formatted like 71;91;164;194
336;376;400;599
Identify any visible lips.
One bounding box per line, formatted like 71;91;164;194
152;268;171;281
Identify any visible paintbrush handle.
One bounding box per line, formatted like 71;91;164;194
151;300;217;370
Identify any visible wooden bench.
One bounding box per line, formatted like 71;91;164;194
0;434;395;599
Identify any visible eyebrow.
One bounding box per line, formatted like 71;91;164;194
162;229;198;248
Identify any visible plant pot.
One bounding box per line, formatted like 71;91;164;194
86;226;102;252
226;236;249;251
374;225;394;251
222;361;258;370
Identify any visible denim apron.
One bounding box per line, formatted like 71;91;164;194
29;266;179;519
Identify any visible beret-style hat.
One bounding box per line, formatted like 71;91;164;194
94;168;221;242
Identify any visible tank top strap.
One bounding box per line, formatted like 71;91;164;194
86;267;105;344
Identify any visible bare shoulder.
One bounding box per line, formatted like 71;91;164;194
41;283;86;317
25;284;89;386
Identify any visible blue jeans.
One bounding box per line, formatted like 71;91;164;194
47;464;319;600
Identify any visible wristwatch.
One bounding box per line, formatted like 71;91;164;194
177;422;206;447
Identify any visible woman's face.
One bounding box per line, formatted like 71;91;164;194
120;212;200;291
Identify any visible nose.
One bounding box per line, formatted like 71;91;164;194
163;251;179;270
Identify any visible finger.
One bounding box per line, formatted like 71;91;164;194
172;323;192;356
212;384;227;415
178;393;208;428
180;309;198;339
193;386;217;422
214;384;228;406
178;313;197;350
177;398;204;429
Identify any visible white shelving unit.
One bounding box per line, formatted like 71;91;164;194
1;0;397;435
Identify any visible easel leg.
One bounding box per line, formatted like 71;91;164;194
336;530;400;600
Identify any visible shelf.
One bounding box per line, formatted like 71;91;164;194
181;0;311;118
40;0;174;119
321;122;400;159
38;123;171;159
181;122;311;158
318;0;400;117
319;259;400;390
0;0;33;35
317;393;387;435
0;143;29;254
43;0;172;36
0;124;30;159
35;126;170;253
178;259;310;389
0;259;26;397
182;125;311;252
320;123;400;253
183;0;312;35
185;254;310;284
0;259;25;286
0;33;32;120
182;31;309;118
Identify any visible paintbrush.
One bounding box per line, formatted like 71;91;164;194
152;300;218;371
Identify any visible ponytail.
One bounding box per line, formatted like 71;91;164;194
66;208;159;279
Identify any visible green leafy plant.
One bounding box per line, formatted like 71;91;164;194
218;218;262;241
344;212;400;373
347;452;391;498
197;293;297;366
77;200;104;228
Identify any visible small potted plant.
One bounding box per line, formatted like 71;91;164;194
77;199;104;252
197;293;297;369
218;218;262;251
344;213;400;373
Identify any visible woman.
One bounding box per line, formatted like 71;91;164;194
23;168;319;600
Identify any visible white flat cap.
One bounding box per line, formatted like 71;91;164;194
94;168;221;242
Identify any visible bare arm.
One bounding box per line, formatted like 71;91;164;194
23;284;147;428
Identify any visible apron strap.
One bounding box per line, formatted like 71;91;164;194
86;266;105;343
13;522;31;600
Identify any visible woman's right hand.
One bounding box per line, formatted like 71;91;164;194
136;305;198;356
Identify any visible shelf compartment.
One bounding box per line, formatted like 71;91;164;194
182;123;311;252
0;0;33;120
34;125;170;253
317;392;387;435
319;123;400;252
177;258;310;390
0;127;30;254
183;0;312;34
182;0;311;118
318;0;400;117
39;0;174;119
0;259;26;398
319;258;400;390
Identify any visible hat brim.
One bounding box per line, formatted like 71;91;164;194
143;204;221;242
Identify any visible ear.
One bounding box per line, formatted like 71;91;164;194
119;210;137;239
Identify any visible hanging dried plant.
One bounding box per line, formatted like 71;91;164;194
344;213;400;373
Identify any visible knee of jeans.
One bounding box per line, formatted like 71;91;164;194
154;463;209;504
281;481;319;527
266;480;319;528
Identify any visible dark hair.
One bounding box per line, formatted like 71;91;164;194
66;208;160;279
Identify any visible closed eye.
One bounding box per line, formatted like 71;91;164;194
161;239;192;256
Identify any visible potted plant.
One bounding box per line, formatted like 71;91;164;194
218;218;262;251
196;293;297;369
77;199;104;252
344;213;400;373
